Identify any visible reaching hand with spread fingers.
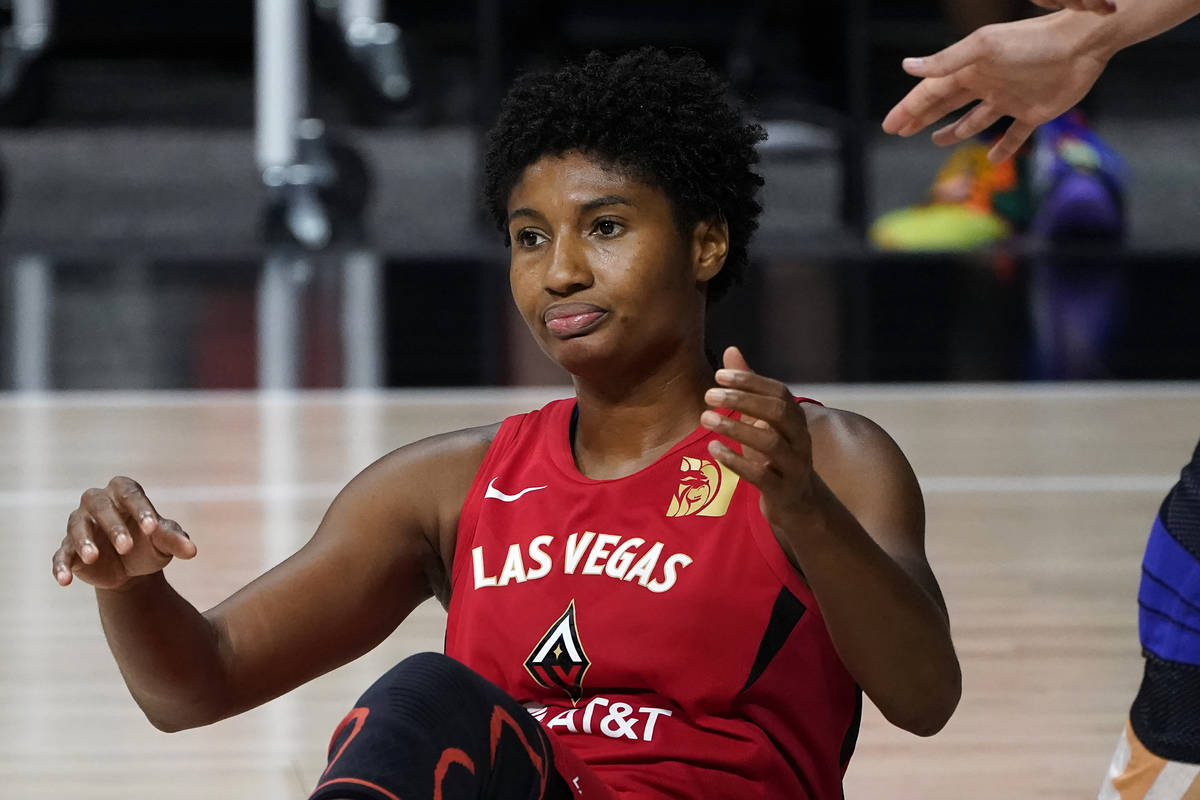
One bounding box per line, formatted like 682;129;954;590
882;0;1200;162
881;12;1109;163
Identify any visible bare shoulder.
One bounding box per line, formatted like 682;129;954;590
803;404;917;492
302;422;501;613
803;405;935;592
353;422;501;601
374;423;501;473
344;423;500;515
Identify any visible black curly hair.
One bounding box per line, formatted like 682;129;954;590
482;47;766;302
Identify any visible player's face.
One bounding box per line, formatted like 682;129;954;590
506;151;716;379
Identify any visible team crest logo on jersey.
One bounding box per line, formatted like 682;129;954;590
525;601;590;704
665;456;740;517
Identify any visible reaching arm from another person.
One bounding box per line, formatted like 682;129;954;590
700;347;961;737
883;0;1200;162
50;427;494;732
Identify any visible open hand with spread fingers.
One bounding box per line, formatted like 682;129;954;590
52;476;197;590
881;12;1110;163
699;346;821;537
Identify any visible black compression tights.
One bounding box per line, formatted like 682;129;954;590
309;652;575;800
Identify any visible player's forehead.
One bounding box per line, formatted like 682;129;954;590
506;151;667;219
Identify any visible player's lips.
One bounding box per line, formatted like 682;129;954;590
543;303;608;338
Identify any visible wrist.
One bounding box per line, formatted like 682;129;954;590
771;474;838;549
96;570;166;596
1052;6;1128;63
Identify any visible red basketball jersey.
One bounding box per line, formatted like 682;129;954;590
444;398;860;799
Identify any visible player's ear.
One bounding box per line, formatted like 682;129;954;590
691;216;729;283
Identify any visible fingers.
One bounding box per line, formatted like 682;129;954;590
701;410;789;471
707;439;777;488
986;120;1037;163
704;362;809;453
151;519;197;560
931;102;1003;147
81;488;134;556
721;345;753;373
885;79;976;138
66;508;102;566
52;537;81;586
107;476;159;534
705;386;799;440
713;366;790;407
718;346;767;427
899;33;987;80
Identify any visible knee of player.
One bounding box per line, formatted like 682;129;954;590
358;652;483;713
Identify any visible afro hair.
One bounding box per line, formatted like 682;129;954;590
482;47;766;302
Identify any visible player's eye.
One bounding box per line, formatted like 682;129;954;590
516;229;547;248
592;218;623;238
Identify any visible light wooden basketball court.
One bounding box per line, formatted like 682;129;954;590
1;384;1196;798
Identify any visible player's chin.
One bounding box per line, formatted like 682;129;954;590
540;332;622;377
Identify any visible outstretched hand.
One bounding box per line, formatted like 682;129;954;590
881;12;1109;163
700;347;820;536
52;476;196;590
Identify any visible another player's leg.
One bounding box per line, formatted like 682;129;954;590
309;651;615;800
1099;439;1200;799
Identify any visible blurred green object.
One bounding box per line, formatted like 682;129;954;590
870;203;1010;251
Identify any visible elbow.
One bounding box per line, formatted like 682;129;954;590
892;704;955;737
884;695;959;737
139;701;191;733
147;714;187;734
144;707;219;734
137;696;224;734
881;659;962;737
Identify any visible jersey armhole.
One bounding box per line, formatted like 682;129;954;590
741;486;818;609
449;415;526;592
741;395;823;609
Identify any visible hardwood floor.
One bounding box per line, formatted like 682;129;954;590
2;385;1195;798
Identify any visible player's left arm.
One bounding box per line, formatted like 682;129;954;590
701;347;960;736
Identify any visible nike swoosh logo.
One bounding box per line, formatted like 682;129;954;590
485;478;548;502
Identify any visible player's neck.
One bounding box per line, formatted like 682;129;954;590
569;348;713;481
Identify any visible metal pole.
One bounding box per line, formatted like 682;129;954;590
341;250;384;388
12;0;52;49
339;0;384;31
12;255;52;391
256;0;308;173
257;254;307;389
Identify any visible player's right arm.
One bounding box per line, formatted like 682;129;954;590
50;425;496;732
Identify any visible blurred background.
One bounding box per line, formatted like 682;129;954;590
0;0;1197;391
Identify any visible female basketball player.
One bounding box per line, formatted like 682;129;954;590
51;49;960;799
